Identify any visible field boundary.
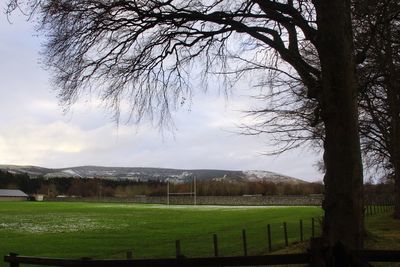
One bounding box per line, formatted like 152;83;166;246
5;247;400;266
49;195;324;206
4;253;310;267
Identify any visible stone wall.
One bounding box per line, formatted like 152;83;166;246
114;195;323;206
49;195;323;205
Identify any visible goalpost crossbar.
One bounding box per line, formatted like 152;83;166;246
167;177;197;206
168;192;195;195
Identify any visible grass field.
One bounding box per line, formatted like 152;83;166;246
0;202;322;265
0;202;397;267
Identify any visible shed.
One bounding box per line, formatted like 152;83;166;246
0;189;28;201
34;194;44;201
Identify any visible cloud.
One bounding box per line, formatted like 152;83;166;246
0;5;321;182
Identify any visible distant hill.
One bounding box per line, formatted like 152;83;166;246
0;164;307;184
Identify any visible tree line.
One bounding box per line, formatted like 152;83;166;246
4;170;395;199
0;170;324;197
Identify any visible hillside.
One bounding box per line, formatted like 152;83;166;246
0;164;307;184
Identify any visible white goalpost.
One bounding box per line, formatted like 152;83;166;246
167;177;197;206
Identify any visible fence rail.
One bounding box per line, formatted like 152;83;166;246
5;249;400;267
4;253;310;267
356;250;400;262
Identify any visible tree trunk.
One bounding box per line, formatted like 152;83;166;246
313;0;364;249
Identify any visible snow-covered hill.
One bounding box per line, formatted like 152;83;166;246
243;170;305;184
0;164;307;184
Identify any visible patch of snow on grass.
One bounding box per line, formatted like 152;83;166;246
0;214;121;233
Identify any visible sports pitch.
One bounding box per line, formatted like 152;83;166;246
0;202;322;265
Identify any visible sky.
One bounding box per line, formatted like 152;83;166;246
0;4;322;182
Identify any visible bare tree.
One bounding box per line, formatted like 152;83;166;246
7;0;363;249
241;0;400;220
239;69;323;154
355;0;400;217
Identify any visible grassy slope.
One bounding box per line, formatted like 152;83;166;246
0;202;322;265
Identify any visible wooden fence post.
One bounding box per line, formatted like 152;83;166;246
175;240;181;258
267;224;272;252
242;229;248;256
9;253;19;267
80;257;92;267
126;250;133;259
213;234;219;257
283;222;288;247
300;219;304;242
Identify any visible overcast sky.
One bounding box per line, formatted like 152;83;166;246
0;5;322;182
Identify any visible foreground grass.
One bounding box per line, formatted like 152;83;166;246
365;211;400;250
0;202;322;266
1;202;397;267
270;209;400;266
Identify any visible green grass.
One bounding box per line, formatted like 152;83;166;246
364;211;400;267
0;202;322;266
365;211;400;250
269;209;400;267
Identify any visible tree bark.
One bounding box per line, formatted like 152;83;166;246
313;0;364;249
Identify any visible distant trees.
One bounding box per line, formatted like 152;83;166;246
196;180;323;196
0;171;39;194
0;170;324;197
3;169;395;201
